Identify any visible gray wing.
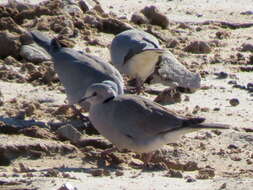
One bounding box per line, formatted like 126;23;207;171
31;30;124;104
53;48;124;104
110;29;162;70
110;95;185;138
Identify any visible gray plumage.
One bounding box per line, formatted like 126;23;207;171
111;29;164;84
30;31;124;107
110;29;201;90
80;81;229;153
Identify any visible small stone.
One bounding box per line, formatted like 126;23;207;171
192;105;200;114
129;158;144;169
184;41;211;54
214;71;228;79
213;108;220;111
91;169;104;177
57;182;77;190
219;183;227;189
247;83;253;92
227;144;238;149
185;176;196;183
141;6;169;28
216;31;230;39
246;159;253;165
241;43;253;52
56;124;82;144
131;12;149;25
79;0;96;13
154;88;181;105
165;169;183;178
115;170;124;176
240;11;253;15
230;155;241;161
229;98;239;106
184;95;190;102
196;167;215;179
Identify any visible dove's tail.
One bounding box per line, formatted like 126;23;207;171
183;117;229;130
30;30;61;53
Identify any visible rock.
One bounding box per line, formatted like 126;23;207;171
219;183;227;190
78;136;112;149
229;98;240;106
20;43;51;64
79;0;97;13
166;39;179;48
0;31;21;58
19;126;58;140
4;56;18;65
241;43;253;52
57;183;77;190
0;134;76;166
141;6;169;28
240;10;253;15
56;124;82;144
97;17;133;34
64;4;83;16
215;30;230;39
0;17;23;33
184;41;211;54
185;176;196;182
214;71;228;79
153;51;201;90
248;55;253;64
131;12;149;25
165;169;183;178
196;167;215;179
243;128;253;132
115;170;124;176
91;169;107;177
154;88;181;105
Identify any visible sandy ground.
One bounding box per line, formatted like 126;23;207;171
0;0;253;190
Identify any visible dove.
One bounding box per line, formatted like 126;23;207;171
30;30;124;109
79;81;229;165
110;29;201;92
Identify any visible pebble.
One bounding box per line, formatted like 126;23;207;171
141;6;169;28
229;98;240;106
165;169;183;178
184;41;211;54
131;12;149;25
214;71;228;79
56;124;82;144
241;43;253;52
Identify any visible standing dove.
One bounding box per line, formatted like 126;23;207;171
79;81;229;164
30;31;124;109
110;29;201;92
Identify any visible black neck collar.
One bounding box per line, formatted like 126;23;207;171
103;96;115;104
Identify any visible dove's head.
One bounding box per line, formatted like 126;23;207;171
79;81;118;106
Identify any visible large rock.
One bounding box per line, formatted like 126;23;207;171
0;31;21;58
0;134;77;166
20;43;51;63
141;6;169;29
56;124;82;144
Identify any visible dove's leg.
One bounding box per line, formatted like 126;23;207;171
135;77;145;95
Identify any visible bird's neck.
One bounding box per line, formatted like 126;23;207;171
103;96;115;104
